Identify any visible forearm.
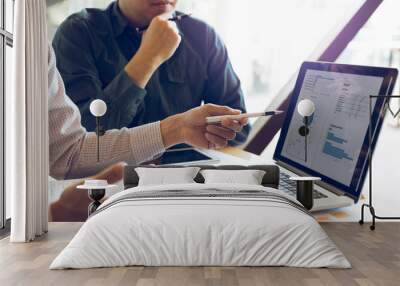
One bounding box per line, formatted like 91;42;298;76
124;50;161;89
124;16;181;88
65;122;165;179
73;70;148;131
60;116;188;179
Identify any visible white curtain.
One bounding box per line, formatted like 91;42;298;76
7;0;49;242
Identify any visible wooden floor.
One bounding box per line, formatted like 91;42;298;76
0;222;399;286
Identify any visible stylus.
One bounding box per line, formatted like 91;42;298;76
136;13;192;33
206;111;284;124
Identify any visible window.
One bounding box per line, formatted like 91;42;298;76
337;0;400;145
178;0;365;115
338;0;400;93
0;0;14;232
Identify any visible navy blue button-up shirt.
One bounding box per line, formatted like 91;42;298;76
52;1;250;144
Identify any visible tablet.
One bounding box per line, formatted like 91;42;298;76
153;148;218;165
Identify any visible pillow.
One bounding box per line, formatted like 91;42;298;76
200;169;266;185
135;167;201;186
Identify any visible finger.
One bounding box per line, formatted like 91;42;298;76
152;15;166;27
239;117;249;126
167;20;179;34
159;12;174;20
205;132;228;148
90;162;126;183
220;119;243;133
155;14;169;21
204;103;241;116
206;124;236;140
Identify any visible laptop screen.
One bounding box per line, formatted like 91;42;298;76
274;62;398;201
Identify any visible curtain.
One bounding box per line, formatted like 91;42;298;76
7;0;49;242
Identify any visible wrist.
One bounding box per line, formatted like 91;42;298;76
160;114;185;148
125;50;161;88
135;48;163;71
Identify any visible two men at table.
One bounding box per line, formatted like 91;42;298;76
52;0;250;145
50;0;251;220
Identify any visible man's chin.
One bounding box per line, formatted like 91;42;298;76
149;4;175;16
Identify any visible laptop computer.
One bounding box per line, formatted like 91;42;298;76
273;61;398;212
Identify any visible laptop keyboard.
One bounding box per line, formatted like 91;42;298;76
279;173;328;199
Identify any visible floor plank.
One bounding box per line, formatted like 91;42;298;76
0;222;399;286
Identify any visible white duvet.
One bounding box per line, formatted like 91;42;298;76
50;183;350;269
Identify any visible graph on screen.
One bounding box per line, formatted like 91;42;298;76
323;125;353;161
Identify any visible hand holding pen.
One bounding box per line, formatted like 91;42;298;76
128;15;183;76
124;13;191;89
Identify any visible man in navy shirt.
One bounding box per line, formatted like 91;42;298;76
53;0;250;145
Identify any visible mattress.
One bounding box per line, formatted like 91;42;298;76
50;183;351;269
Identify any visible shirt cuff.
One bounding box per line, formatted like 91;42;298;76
128;121;166;164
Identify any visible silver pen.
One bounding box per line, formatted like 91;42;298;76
206;110;284;124
136;13;192;33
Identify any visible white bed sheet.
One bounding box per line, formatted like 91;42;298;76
50;183;351;269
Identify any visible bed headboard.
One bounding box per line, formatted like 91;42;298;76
123;165;280;189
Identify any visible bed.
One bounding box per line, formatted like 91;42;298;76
50;165;350;269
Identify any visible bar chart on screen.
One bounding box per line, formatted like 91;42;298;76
322;125;353;161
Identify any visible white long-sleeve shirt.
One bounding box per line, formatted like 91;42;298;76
48;47;165;179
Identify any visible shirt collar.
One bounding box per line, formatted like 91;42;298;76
111;1;130;37
173;11;185;38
